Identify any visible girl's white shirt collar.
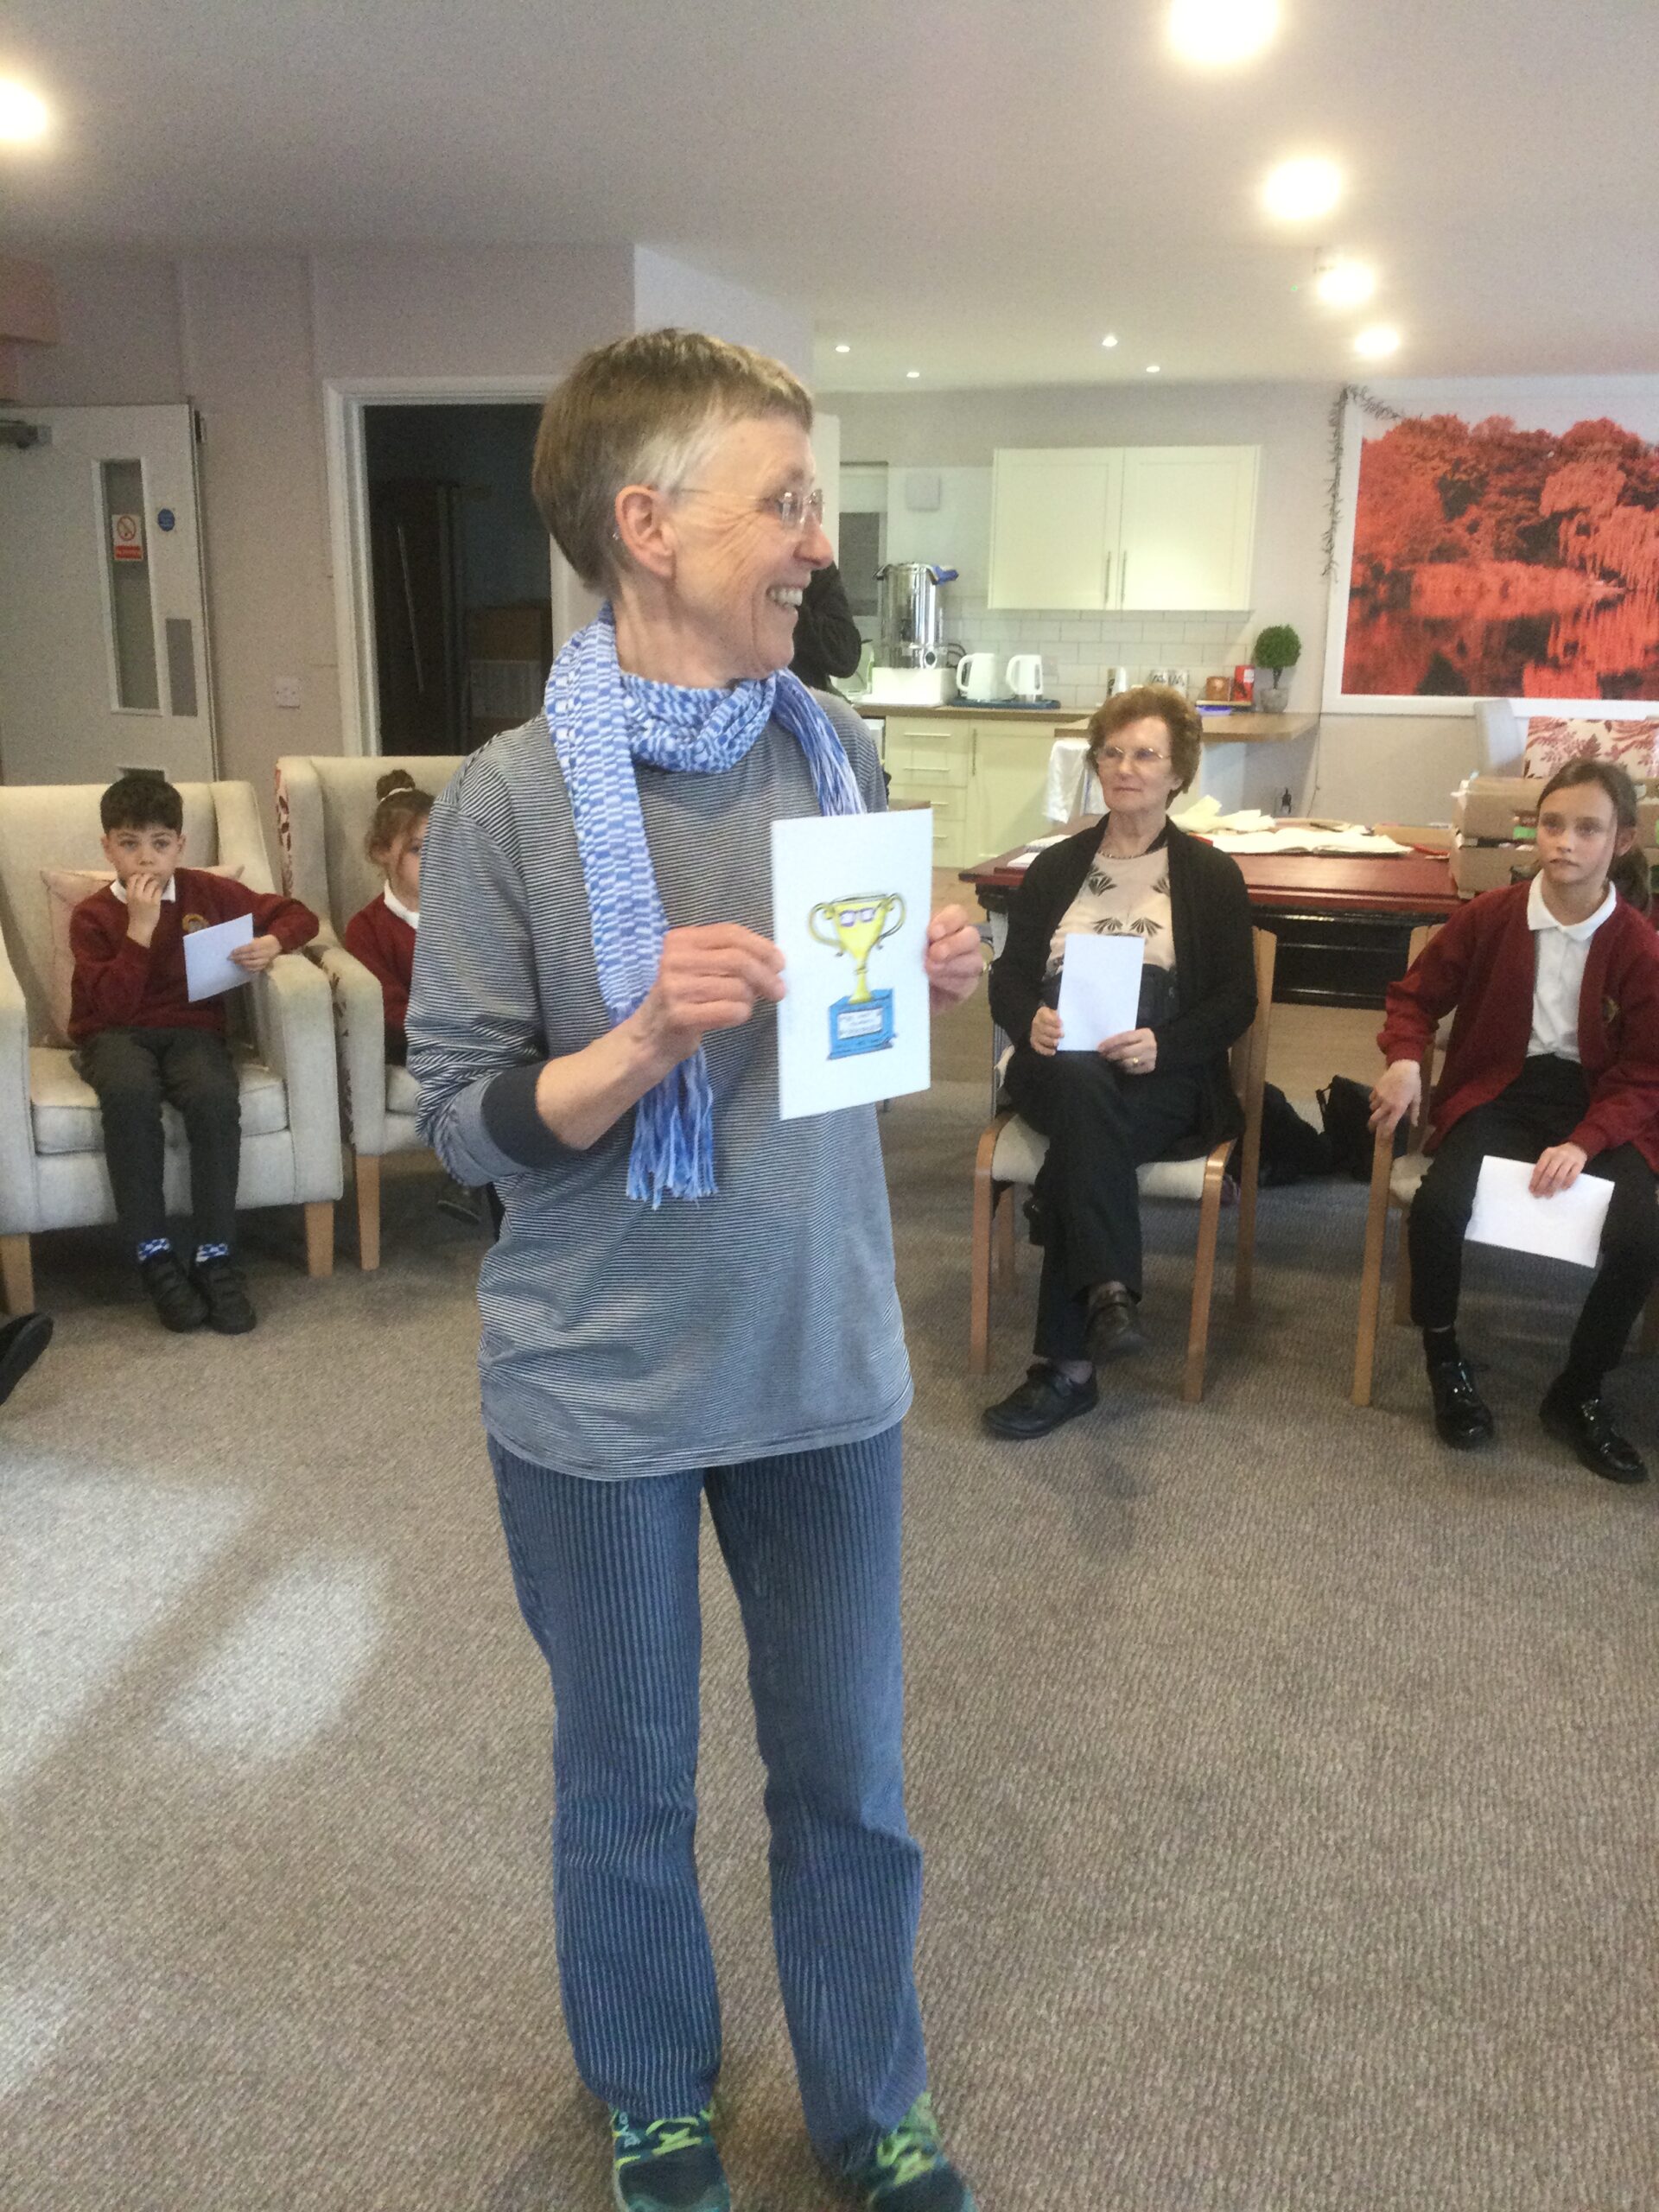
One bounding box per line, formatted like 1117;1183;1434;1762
1526;873;1615;942
383;885;419;929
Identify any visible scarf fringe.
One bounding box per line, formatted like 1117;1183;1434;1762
627;1052;716;1208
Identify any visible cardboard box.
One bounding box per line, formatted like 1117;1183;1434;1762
1452;836;1659;898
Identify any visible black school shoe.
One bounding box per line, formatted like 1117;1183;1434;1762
1427;1357;1495;1450
141;1250;209;1332
193;1255;257;1335
1086;1285;1147;1363
982;1363;1098;1439
0;1312;53;1405
1540;1379;1648;1484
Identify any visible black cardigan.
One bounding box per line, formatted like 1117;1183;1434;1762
988;818;1258;1148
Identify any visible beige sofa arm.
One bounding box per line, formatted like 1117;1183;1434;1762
251;952;343;1202
315;944;390;1153
0;936;36;1235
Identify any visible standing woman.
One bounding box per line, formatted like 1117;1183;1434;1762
983;685;1256;1437
410;330;982;2212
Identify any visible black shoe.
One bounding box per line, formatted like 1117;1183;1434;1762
193;1255;257;1335
982;1363;1098;1439
1086;1285;1147;1363
1540;1380;1648;1484
0;1312;53;1405
435;1176;482;1227
141;1251;209;1332
1427;1356;1495;1449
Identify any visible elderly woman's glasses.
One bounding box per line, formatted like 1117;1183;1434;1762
676;485;826;532
1096;745;1173;769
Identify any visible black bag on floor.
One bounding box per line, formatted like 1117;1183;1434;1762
1256;1084;1335;1185
1319;1073;1405;1180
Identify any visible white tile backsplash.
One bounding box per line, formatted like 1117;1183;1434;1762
938;594;1253;708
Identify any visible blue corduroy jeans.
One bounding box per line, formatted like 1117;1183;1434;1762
486;1424;927;2169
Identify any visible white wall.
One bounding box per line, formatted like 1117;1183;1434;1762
834;382;1478;823
632;247;812;378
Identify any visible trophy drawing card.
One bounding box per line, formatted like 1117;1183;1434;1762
771;805;933;1121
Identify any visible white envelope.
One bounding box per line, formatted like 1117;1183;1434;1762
1055;932;1144;1052
1465;1154;1613;1270
183;912;255;1002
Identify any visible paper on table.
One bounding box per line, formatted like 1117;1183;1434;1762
1056;931;1143;1052
183;912;255;1002
1465;1154;1612;1269
772;805;933;1121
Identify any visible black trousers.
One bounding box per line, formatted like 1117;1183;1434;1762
1409;1056;1659;1380
78;1027;242;1255
1006;1044;1204;1363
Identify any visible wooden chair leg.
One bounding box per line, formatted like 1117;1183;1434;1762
993;1179;1016;1288
1234;1146;1259;1316
0;1233;34;1315
1352;1164;1394;1408
355;1154;381;1272
970;1146;995;1376
303;1200;334;1280
1184;1155;1228;1403
1392;1224;1414;1325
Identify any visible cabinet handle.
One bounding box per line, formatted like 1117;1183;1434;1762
1103;550;1111;607
1121;550;1128;606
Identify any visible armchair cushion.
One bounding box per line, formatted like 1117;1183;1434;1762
988;1111;1211;1200
386;1063;421;1116
1521;715;1659;780
40;861;244;1045
29;1042;289;1155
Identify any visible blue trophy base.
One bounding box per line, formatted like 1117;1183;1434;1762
828;988;895;1058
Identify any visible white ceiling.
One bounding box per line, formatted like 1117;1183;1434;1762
4;0;1656;392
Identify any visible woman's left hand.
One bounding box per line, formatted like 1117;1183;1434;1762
925;906;983;1013
1100;1027;1157;1074
1531;1142;1586;1197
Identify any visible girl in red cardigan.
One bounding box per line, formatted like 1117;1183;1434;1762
1370;760;1659;1484
343;770;430;1063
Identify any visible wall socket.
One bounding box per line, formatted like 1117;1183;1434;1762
274;676;302;709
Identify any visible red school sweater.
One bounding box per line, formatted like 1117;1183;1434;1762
1377;880;1659;1171
341;893;416;1047
68;867;320;1042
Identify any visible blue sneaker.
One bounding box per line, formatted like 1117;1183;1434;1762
609;2107;729;2212
846;2094;976;2211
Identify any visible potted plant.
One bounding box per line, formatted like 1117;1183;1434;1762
1253;624;1301;713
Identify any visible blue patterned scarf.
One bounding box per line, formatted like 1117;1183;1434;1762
545;603;863;1205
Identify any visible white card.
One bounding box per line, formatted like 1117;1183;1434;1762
1055;932;1144;1052
771;807;933;1121
183;912;255;1002
1465;1154;1613;1270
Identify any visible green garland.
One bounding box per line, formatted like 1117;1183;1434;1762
1321;383;1407;578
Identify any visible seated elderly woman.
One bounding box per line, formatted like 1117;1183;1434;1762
983;684;1256;1439
410;329;982;2212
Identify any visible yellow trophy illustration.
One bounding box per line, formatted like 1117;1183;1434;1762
808;893;907;1058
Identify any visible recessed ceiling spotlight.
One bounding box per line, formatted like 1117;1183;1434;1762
906;368;920;379
0;79;50;144
1263;156;1342;222
1101;333;1119;348
1354;324;1401;359
1168;0;1279;66
834;342;851;354
1147;364;1162;374
1314;255;1376;308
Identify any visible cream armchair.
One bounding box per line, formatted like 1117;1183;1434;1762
0;780;342;1314
275;754;463;1268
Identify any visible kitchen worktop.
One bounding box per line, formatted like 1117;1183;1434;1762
850;701;1087;726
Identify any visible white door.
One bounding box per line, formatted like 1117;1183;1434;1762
0;404;216;785
988;448;1122;611
1116;445;1259;612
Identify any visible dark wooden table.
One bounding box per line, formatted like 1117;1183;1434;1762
961;826;1460;1009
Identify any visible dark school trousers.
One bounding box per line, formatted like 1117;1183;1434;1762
1408;1055;1659;1378
77;1026;241;1254
1005;1043;1205;1363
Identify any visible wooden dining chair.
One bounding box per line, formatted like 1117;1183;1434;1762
1351;924;1445;1407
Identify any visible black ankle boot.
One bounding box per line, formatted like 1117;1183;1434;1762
1427;1356;1495;1449
193;1255;257;1335
141;1250;208;1332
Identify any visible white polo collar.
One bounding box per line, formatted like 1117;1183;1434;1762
383;885;419;929
1527;872;1614;944
110;876;177;906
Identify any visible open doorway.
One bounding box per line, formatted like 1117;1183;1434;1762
362;402;549;755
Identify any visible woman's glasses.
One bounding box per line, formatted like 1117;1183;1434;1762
1096;746;1173;770
675;485;825;532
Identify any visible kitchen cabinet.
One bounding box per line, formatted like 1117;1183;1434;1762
880;714;1060;868
987;443;1259;612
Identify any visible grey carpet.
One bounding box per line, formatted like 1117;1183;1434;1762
4;1084;1657;2212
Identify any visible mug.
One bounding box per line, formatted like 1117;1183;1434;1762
957;651;999;700
1005;652;1045;700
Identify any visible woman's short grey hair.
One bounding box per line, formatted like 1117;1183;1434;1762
531;327;814;588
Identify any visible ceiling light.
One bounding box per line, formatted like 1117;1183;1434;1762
1147;364;1161;374
906;369;920;379
1167;0;1279;67
1263;156;1342;222
1354;324;1401;359
834;343;851;354
0;79;50;144
1101;333;1119;348
1313;256;1376;308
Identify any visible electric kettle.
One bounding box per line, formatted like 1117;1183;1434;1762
1005;653;1046;701
957;652;1000;701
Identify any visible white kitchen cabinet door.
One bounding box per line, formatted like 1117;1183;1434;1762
970;728;1052;860
988;448;1121;611
1116;446;1258;613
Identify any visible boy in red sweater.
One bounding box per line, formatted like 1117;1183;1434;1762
70;773;320;1333
1370;760;1659;1483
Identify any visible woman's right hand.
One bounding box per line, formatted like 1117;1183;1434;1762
632;924;786;1071
1368;1058;1422;1136
1030;1005;1064;1057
